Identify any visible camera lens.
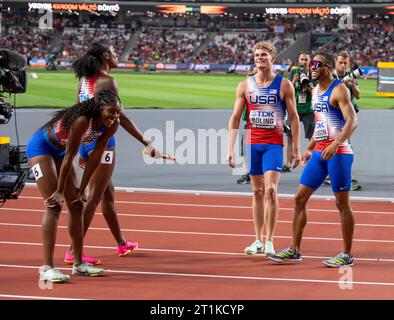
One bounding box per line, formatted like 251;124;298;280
300;73;310;85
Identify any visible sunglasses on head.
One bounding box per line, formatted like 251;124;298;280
309;60;332;69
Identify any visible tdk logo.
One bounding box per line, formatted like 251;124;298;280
316;122;326;129
251;110;274;118
313;102;329;112
249;95;277;105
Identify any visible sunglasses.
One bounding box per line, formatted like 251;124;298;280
309;60;332;69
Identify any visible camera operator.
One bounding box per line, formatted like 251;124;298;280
283;52;315;172
333;51;361;112
325;51;361;191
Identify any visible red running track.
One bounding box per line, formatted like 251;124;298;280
0;186;394;300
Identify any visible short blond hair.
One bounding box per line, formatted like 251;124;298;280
252;42;276;56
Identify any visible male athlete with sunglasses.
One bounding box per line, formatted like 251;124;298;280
269;52;358;267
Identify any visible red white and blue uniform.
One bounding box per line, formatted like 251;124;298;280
26;118;106;161
300;80;354;192
244;74;286;175
78;72;116;160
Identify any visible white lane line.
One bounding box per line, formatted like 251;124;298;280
2;207;394;228
1;263;394;287
16;196;394;215
23;183;394;203
0;294;86;300
2;222;394;243
0;240;393;262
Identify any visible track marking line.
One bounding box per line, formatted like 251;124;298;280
0;294;86;300
1;263;394;287
1;222;394;243
4;202;394;215
0;241;393;262
23;184;394;203
2;207;394;228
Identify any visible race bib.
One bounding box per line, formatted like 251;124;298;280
298;93;307;104
31;163;43;181
249;110;276;129
313;120;329;141
101;150;114;165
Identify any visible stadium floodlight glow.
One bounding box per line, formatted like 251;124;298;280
156;5;187;14
156;5;226;15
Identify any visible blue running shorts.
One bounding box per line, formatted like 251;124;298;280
245;144;283;176
300;151;354;192
78;135;116;160
26;128;65;161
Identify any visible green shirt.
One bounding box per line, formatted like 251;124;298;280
242;106;248;121
333;71;359;110
291;67;314;115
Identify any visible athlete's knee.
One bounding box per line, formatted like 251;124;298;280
67;200;84;215
45;205;62;217
253;188;264;200
335;199;352;214
294;191;308;210
264;186;277;202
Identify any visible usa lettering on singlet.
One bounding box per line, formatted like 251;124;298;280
245;75;286;145
312;80;353;154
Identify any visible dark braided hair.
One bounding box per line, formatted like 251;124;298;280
41;90;120;131
73;41;111;79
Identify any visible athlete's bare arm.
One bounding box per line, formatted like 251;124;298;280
281;78;301;169
94;75;151;147
322;83;357;160
227;80;246;168
44;116;91;208
78;118;120;201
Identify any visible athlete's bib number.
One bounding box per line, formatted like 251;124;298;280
101;151;114;165
249;110;276;129
313;121;329;141
32;163;43;181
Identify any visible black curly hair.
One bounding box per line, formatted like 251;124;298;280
73;41;112;79
42;90;120;131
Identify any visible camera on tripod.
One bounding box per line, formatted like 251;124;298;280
0;49;28;203
0;97;13;124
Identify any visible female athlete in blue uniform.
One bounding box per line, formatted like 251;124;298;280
64;42;161;264
26;90;121;282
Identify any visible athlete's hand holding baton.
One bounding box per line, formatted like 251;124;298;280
142;144;176;161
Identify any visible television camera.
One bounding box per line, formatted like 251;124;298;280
0;49;28;204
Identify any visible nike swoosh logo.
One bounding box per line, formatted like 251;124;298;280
340;187;347;190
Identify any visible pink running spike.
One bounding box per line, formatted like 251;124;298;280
64;251;101;265
117;240;139;257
